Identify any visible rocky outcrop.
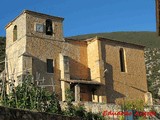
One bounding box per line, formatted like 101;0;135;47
144;48;160;99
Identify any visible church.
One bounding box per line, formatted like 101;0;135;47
4;9;150;104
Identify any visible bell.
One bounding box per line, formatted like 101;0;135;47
47;26;52;32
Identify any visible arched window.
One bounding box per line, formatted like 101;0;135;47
119;48;126;72
13;25;17;41
46;19;53;35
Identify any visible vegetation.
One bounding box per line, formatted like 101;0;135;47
145;48;160;100
0;74;61;114
122;100;145;111
0;37;5;72
0;75;104;119
120;100;160;120
68;31;160;48
121;100;146;120
64;89;105;120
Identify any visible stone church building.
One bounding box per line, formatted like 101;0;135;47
5;10;150;104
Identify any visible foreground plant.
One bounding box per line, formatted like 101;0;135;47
0;75;61;114
0;76;105;119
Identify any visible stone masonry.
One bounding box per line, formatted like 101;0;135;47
4;10;150;105
0;106;81;120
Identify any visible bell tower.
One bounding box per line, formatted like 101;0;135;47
156;0;160;35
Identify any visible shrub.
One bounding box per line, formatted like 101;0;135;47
122;99;145;111
0;74;61;114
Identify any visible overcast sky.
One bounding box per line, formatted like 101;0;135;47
0;0;156;37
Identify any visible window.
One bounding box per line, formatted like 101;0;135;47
119;48;126;72
64;56;69;72
46;19;53;35
13;25;17;41
36;23;44;32
47;59;54;73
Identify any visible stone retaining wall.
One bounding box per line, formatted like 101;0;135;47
60;102;121;119
0;106;81;120
60;102;121;113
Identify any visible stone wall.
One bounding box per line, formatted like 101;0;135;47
60;102;121;119
5;12;27;86
0;106;81;120
66;40;89;80
87;38;105;102
6;13;26;47
4;10;149;105
26;11;64;41
101;39;148;104
60;101;121;114
87;39;102;83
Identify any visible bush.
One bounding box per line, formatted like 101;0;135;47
0;77;105;119
0;74;61;114
121;100;146;120
122;99;145;111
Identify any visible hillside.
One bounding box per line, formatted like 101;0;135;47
145;48;160;101
68;31;160;48
0;37;5;72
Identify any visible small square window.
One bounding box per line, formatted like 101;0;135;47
64;56;69;72
36;24;44;32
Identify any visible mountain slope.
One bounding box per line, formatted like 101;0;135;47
68;31;160;48
0;37;5;72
